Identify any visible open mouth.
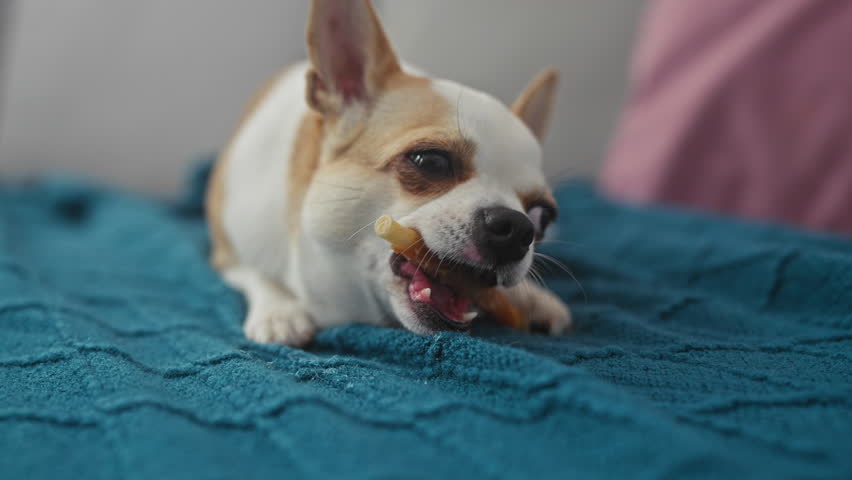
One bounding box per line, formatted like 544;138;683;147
389;253;497;331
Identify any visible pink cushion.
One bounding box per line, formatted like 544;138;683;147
600;0;852;234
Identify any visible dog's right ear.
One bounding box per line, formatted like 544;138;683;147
306;0;401;116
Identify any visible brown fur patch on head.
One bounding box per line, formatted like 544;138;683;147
385;136;476;197
328;72;478;199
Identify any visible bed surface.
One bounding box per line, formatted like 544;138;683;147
1;163;850;479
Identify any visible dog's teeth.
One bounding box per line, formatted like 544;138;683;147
463;312;477;322
421;288;431;300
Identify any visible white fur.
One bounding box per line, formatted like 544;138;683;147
221;62;395;344
431;79;548;195
223;62;310;288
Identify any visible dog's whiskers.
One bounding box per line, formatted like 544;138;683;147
527;264;546;287
414;248;435;278
534;252;571;274
455;88;465;139
532;256;553;275
397;238;424;258
346;219;380;242
534;252;587;302
434;251;448;277
537;239;586;249
311;196;363;205
313;180;365;192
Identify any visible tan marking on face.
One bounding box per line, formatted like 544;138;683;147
329;71;478;200
206;67;293;270
386;137;476;197
287;111;324;234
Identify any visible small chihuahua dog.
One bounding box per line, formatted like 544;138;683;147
206;0;571;347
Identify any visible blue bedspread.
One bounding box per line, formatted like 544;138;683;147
1;163;851;479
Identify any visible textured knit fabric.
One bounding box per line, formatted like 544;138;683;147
601;0;852;235
1;163;851;479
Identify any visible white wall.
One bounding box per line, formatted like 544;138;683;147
0;1;643;196
0;0;309;195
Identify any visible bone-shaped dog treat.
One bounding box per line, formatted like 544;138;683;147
374;215;528;331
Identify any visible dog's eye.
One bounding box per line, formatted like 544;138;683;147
527;205;555;240
407;150;454;179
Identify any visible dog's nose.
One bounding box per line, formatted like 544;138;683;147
473;206;535;265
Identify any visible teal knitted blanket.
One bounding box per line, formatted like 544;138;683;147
1;164;850;479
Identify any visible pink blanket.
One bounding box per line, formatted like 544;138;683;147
601;0;852;235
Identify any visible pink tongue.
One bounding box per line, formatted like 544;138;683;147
406;266;471;322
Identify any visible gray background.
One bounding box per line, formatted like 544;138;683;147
0;1;644;196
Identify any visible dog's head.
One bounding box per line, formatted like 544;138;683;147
301;0;558;334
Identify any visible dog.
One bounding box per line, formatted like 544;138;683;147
206;0;571;347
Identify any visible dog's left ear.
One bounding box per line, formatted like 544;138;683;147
511;68;559;142
306;0;401;116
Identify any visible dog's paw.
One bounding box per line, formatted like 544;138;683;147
527;289;572;335
244;299;316;347
504;283;572;335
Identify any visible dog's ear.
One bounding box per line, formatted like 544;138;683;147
306;0;401;116
511;68;559;142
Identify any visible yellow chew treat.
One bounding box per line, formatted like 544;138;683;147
374;215;420;250
374;215;529;331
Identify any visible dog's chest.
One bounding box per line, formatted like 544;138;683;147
294;240;390;327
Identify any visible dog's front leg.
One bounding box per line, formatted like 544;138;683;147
222;266;316;347
501;282;572;335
